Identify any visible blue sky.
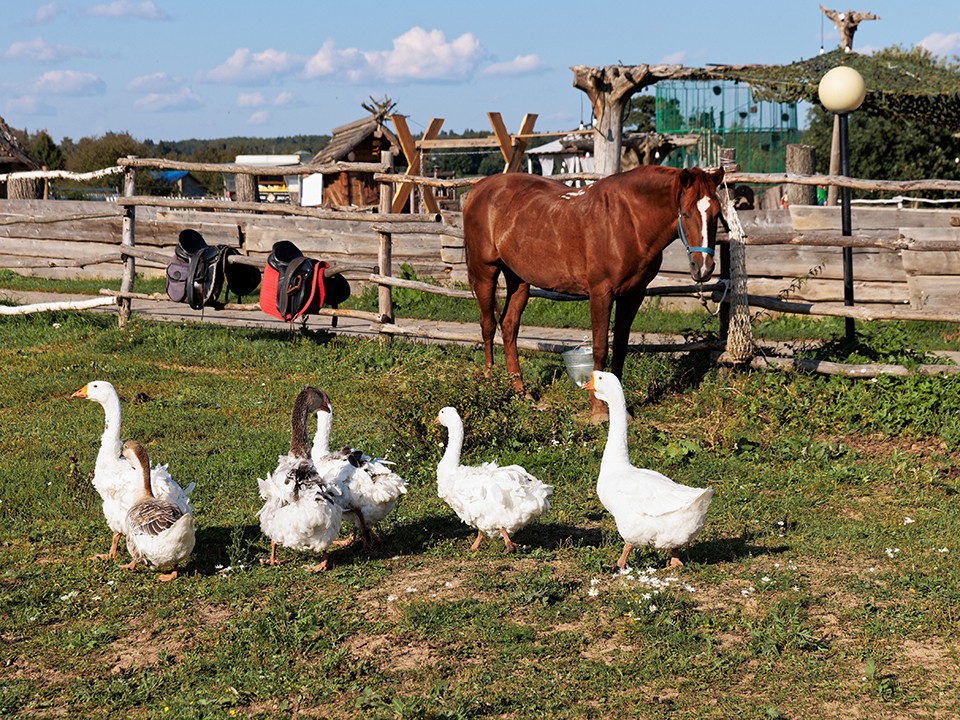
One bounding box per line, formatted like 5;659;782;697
3;1;960;143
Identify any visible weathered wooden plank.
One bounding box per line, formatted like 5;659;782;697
790;205;960;231
0;236;121;260
745;277;911;304
244;227;441;257
907;276;960;308
900;226;960;242
901;250;960;276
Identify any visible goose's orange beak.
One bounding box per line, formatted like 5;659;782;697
71;384;89;399
582;374;596;391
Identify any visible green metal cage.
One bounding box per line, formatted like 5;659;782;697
655;80;800;172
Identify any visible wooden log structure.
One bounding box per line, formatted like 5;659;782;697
4;161;960;364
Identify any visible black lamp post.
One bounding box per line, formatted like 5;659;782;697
818;66;866;341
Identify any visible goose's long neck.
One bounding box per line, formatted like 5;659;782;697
133;450;153;497
438;420;463;475
290;398;312;459
97;393;123;461
601;387;631;468
313;410;332;456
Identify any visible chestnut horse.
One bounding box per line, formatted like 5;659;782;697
462;165;725;419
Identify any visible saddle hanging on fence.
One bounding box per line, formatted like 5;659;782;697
166;229;261;310
259;240;351;322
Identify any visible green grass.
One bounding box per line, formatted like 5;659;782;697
1;309;960;718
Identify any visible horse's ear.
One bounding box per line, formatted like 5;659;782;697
679;168;694;188
710;167;725;186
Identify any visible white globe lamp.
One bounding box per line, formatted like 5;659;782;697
817;65;865;342
817;66;866;113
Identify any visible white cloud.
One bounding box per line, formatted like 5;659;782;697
481;54;545;77
31;70;105;96
127;72;180;93
205;48;302;84
25;3;61;24
367;27;484;82
660;50;687;65
303;41;365;81
918;32;960;58
133;87;202;112
248;110;270;125
5;37;88;63
304;27;485;84
86;1;168;20
6;95;56;115
272;91;294;106
237;91;265;107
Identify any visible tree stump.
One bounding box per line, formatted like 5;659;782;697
8;177;42;199
234;173;259;203
785;144;817;206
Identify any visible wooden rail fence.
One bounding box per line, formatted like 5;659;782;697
3;155;960;369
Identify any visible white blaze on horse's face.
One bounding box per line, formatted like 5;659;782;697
688;192;718;282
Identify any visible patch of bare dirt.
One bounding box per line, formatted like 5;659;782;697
107;601;232;674
343;632;440;670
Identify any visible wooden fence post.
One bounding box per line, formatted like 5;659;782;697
235;172;260;203
785;144;817;206
378;151;395;323
118;158;137;328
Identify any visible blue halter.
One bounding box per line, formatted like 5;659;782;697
677;209;715;257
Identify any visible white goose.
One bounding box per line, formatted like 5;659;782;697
584;371;714;569
311;396;407;548
434;406;552;552
71;381;195;560
121;440;195;582
257;386;343;571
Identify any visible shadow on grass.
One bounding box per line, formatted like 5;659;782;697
191;523;266;575
691;534;791;565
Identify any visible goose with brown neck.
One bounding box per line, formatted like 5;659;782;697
71;380;194;561
257;386;344;571
310;395;407;549
120;440;195;582
584;371;714;569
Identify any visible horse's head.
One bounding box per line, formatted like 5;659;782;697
675;167;725;282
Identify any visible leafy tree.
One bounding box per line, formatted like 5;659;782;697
623;93;658;132
31;130;64;170
801;45;960;195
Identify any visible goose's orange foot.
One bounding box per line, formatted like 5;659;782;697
158;569;179;582
468;530;484;552
305;554;330;572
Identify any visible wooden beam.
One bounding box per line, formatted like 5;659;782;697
390;115;443;214
506;113;538;173
417;137;500;149
487;112;513;165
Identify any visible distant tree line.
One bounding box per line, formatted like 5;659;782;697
8;128;331;196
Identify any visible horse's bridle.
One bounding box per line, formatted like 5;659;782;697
676;204;729;259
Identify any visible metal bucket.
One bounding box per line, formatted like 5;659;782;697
561;346;593;388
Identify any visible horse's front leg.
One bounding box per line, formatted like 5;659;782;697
470;268;500;371
500;274;531;396
610;291;645;379
587;292;614;422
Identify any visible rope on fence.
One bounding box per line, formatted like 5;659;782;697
717;196;755;364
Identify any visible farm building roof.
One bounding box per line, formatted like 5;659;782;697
0;116;41;171
313;113;400;165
